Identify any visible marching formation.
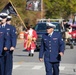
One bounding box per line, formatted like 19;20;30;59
0;13;17;75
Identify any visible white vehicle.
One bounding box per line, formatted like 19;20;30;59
37;18;64;23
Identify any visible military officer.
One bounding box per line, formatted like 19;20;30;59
39;22;65;75
7;15;17;49
0;16;9;75
0;13;17;75
6;15;17;75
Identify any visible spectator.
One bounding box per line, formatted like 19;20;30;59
63;20;70;31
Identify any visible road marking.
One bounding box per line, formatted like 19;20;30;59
13;62;75;71
13;65;21;69
32;65;65;70
32;66;43;70
59;66;65;70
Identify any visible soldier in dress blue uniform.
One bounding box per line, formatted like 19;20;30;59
6;15;17;49
0;13;17;75
6;15;17;75
0;16;9;75
39;22;65;75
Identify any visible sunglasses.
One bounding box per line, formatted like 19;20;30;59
6;18;11;21
0;16;7;19
46;27;53;29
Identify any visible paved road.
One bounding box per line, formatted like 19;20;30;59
12;39;76;75
13;62;76;75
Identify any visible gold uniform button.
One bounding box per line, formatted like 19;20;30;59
49;41;51;42
49;44;51;46
49;47;51;49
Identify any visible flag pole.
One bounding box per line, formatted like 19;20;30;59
9;0;26;28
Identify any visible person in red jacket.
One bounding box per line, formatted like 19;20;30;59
24;25;37;56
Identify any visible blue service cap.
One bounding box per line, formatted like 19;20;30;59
0;13;8;19
46;22;56;29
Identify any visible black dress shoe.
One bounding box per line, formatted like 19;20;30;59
31;54;34;57
28;53;31;56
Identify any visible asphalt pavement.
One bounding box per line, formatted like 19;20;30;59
12;62;76;75
12;39;76;75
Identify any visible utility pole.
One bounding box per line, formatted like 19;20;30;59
41;0;43;19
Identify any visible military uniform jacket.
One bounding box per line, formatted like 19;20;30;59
3;24;17;50
39;31;65;62
0;26;9;56
10;25;17;47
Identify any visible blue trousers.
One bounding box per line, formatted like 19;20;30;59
44;61;60;75
4;51;13;75
0;56;4;75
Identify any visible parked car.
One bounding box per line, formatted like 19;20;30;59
34;22;61;50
